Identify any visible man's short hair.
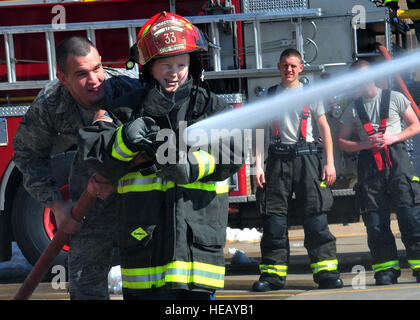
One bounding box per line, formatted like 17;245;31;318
280;48;303;64
350;58;371;70
56;36;95;73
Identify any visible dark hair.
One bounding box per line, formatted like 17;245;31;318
280;48;303;64
56;36;95;73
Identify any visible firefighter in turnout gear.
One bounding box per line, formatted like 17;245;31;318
252;48;343;291
338;59;420;285
78;12;243;300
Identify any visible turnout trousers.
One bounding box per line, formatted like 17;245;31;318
356;142;420;275
256;152;338;283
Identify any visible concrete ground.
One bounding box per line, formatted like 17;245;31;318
223;220;420;300
2;220;418;300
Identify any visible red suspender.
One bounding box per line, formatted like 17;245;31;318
378;118;392;169
267;85;310;140
272;105;310;139
355;89;392;171
272;121;279;137
362;121;391;171
300;105;310;140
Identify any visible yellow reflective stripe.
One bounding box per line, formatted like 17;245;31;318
311;259;338;274
193;150;206;180
122;261;224;275
412;176;420;182
140;24;151;39
117;172;229;194
259;264;288;277
117;172;175;193
408;260;420;270
179;179;229;194
112;126;139;162
208;151;216;175
214;180;230;194
372;260;400;273
192;150;216;180
121;260;225;289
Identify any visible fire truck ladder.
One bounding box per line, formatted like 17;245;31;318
0;20;143;91
0;9;322;92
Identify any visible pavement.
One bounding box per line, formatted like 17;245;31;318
2;220;418;300
222;220;420;300
224;220;401;273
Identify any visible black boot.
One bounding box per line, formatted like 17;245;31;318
414;270;420;283
375;269;399;285
316;271;343;289
252;275;286;292
318;277;344;289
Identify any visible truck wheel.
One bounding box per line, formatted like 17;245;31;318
11;151;75;268
12;184;69;268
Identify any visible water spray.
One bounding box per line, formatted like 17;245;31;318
185;49;420;146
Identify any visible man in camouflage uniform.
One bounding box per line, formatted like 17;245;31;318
13;36;142;299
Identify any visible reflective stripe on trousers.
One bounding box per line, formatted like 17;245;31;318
408;259;420;270
121;260;225;289
310;259;338;274
259;264;288;277
372;260;400;273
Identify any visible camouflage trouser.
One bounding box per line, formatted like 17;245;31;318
68;197;119;300
67;152;119;300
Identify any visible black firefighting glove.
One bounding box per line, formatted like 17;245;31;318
156;134;217;184
385;1;399;11
156;150;193;185
155;129;195;184
122;117;160;161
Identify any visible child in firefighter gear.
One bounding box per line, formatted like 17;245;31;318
338;59;420;285
12;36;142;299
252;48;343;291
78;12;243;300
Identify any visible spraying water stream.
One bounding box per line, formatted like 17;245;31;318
185;49;420;146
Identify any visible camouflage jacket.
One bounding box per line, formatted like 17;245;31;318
12;67;141;207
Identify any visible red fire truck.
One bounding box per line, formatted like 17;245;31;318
1;0;419;267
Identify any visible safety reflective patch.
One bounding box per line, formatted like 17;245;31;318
131;227;148;241
412;176;420;182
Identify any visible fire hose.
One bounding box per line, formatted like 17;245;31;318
13;188;97;300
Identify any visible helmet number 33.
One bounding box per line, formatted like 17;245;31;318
164;32;176;44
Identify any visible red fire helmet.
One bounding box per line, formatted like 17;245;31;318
137;11;208;65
